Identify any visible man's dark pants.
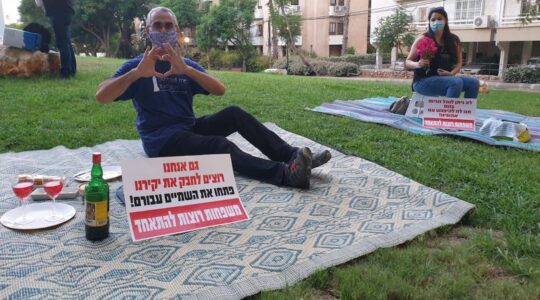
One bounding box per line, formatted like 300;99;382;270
159;106;297;186
49;13;76;77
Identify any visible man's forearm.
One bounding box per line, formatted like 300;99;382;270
185;67;226;96
96;69;141;104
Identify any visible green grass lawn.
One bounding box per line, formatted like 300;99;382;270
1;56;539;299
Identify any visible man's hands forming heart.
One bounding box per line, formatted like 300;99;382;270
135;43;189;78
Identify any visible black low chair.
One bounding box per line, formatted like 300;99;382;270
22;22;51;53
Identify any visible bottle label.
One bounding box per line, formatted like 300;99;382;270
86;200;108;227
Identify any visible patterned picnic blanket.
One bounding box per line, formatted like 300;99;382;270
0;124;474;299
309;97;540;152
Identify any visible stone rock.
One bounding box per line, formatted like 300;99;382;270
0;45;60;77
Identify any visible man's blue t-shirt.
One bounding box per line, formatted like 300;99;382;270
112;55;209;157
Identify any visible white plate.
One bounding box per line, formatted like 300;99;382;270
0;202;76;230
74;165;122;182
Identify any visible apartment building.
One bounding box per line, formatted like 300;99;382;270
204;0;370;57
0;1;4;43
370;0;540;75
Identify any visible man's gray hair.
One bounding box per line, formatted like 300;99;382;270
147;7;178;25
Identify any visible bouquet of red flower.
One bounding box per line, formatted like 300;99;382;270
416;36;438;74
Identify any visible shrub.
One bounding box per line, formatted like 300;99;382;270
503;66;540;84
198;54;210;69
310;60;334;76
319;53;391;66
271;57;358;77
328;62;359;77
297;48;318;58
247;55;270;72
271;57;289;69
367;43;377;54
220;51;242;69
208;49;223;69
345;46;356;55
287;60;314;76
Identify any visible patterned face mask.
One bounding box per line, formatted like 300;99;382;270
430;21;445;32
148;31;178;48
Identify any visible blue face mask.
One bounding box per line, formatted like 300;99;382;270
430;21;445;32
148;31;177;48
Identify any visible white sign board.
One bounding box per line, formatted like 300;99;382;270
121;154;249;242
406;92;477;131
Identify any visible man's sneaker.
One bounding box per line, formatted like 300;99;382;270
312;150;332;168
284;147;312;189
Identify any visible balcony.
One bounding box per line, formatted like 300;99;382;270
254;8;263;19
279;5;302;15
278;36;302;46
329;35;343;45
410;18;476;30
500;15;540;26
288;5;302;14
329;6;346;16
252;36;264;46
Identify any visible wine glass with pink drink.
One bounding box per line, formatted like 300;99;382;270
12;181;35;225
44;180;64;222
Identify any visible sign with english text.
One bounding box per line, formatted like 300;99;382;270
121;154;249;242
406;93;477;131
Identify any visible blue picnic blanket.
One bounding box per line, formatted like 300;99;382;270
308;97;540;152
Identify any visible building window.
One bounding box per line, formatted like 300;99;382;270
257;0;262;9
290;0;299;5
330;0;336;6
521;0;540;14
337;22;344;34
257;24;263;36
329;22;344;35
329;22;336;35
454;0;482;20
330;0;344;6
416;7;429;22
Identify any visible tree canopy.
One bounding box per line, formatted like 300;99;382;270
373;7;415;55
196;0;257;71
19;0;157;57
160;0;201;29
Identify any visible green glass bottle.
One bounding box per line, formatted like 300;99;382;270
85;152;109;241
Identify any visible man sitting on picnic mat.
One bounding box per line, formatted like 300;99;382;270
95;7;330;189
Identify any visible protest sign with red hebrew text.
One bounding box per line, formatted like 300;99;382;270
406;93;477;131
121;154;248;242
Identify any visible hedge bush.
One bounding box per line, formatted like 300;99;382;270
247;55;270;72
503;66;540;84
328;62;359;77
271;57;358;77
320;53;392;66
220;52;242;69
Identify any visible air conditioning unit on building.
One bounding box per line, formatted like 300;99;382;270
473;15;492;28
291;5;302;13
334;6;346;13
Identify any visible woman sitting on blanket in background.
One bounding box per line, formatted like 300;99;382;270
406;6;479;99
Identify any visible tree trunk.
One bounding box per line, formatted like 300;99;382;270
206;53;211;69
341;0;351;56
268;0;279;61
115;22;132;58
279;5;317;75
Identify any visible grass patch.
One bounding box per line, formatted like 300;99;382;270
1;56;539;299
